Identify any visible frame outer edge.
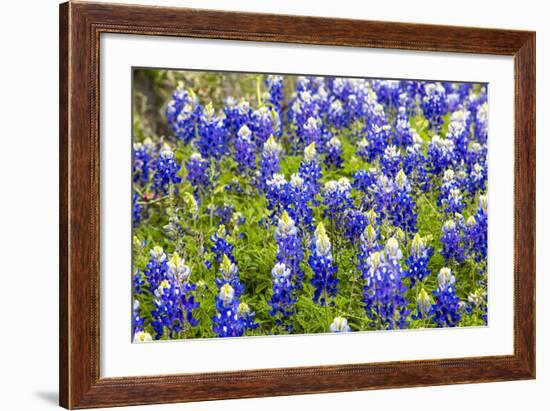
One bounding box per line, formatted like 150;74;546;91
516;32;536;378
59;1;70;408
60;2;536;408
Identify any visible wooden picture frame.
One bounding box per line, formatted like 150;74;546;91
59;1;535;408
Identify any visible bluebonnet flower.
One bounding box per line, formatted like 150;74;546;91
438;169;465;215
133;266;146;295
393;107;414;147
325;137;343;168
370;174;395;218
133;330;153;343
322;178;354;224
166;83;201;145
133;138;155;187
475;102;489;144
466;288;488;324
214;204;235;226
197;102;228;160
406;234;433;285
144;246;169;291
443;187;465;215
298;142;322;201
380;145;402;178
464;195;488;262
212;255;254;337
215;254;245;298
431;267;461;327
274;211;305;289
288;173;314;230
185;152;210;198
345;93;363;124
329;317;351;332
223;97;252;139
446;110;471;160
153;149;181;195
373;80;401;110
309;223;339;305
328;99;346;128
258;135;282;191
343;209;368;245
132;299;145;337
264;75;284;111
234;125;256;175
439;169;458;202
468;163;487;194
403;131;430;191
212;283;245;337
210;225;235;264
466;142;487;169
377;170;417;233
357;223;382;276
252;106;281;147
440;219;465;263
352;168;378;195
357;124;390;162
302;116;324;148
289;91;331;152
265;173;292;222
427;135;456;175
132;192;142;226
421;83;447;133
412;288;433;320
151;252;200;339
361;238;410;329
268;262;297;320
237;302;259;331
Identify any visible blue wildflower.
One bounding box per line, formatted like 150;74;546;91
210;225;235;264
185;152;211;198
440;219;465;263
153;148;181;195
144;246;169;291
151;252;200;339
166;83;201;144
197;102;228;160
421;83;447;133
269;262;296;320
431;267;461;327
133;138;155;186
405;233;433;285
361;238;410;329
298;142;322;202
258;135;282;191
274;211;305;290
329;317;351;332
344;209;368;245
380;145;402;178
234;125;257;175
309;223;338;305
325;137;343;168
322;177;353;224
474;102;489;144
264;75;285;111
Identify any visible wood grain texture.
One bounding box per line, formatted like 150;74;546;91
59;1;536;408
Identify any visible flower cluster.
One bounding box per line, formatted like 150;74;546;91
132;72;489;340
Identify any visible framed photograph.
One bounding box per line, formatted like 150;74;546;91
59;1;535;408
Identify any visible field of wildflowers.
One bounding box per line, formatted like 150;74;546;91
131;69;488;342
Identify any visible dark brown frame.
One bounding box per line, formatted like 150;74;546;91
59;1;536;408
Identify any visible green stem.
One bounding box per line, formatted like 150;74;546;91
256;75;263;107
